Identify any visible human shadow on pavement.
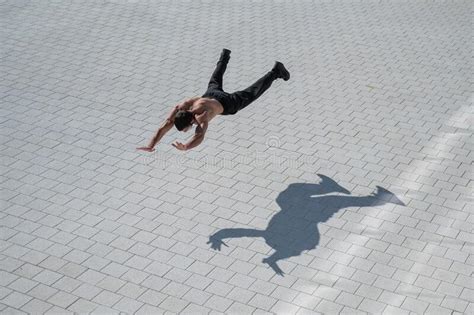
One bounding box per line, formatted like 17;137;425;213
208;174;405;275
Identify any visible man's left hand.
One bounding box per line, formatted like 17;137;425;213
172;141;187;151
136;146;155;152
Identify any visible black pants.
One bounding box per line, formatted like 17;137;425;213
202;56;278;115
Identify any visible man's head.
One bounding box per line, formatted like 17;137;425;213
174;110;194;132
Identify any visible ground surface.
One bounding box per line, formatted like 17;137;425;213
1;0;472;314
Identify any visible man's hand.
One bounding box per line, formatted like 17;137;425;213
136;146;155;152
172;141;187;151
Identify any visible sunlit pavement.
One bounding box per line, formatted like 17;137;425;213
1;0;472;314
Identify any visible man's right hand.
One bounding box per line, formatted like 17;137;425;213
136;146;155;152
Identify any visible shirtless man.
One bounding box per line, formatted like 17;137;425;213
137;49;290;152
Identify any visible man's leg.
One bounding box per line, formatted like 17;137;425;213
226;62;289;114
207;49;231;91
228;70;278;113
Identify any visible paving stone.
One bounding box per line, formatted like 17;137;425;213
336;292;364;309
1;291;32;309
27;284;58;302
92;290;122;308
135;303;166;315
159;296;189;313
20;298;53;314
316;299;344;314
47;291;79;309
33;270;63;286
226;286;255;304
72;283;102;300
113;296;144;314
67;298;98;314
7;277;38;294
181;302;211;314
248;293;277;311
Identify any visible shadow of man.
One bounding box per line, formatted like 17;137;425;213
208;174;405;275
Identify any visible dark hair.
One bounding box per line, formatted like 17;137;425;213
174;110;194;131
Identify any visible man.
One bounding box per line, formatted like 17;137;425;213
137;48;290;152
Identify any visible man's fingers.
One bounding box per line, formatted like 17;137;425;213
137;147;153;152
172;142;186;151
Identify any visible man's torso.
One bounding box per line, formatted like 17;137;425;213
189;97;224;121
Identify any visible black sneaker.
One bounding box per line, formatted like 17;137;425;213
272;61;290;81
220;48;231;61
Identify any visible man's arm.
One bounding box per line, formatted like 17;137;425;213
172;111;208;151
136;106;179;152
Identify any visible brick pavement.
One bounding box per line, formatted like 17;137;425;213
1;0;472;314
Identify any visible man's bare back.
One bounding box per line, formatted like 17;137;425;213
189;97;224;120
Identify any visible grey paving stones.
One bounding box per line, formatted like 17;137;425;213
1;0;472;314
